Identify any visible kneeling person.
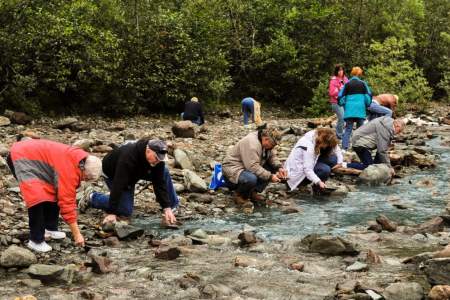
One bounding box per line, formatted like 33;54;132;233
222;127;287;206
79;139;179;226
285;128;343;192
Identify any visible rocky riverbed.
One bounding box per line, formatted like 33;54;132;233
1;106;450;300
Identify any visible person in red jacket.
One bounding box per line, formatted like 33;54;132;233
328;64;349;139
6;139;102;252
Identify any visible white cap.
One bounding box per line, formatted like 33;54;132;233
84;155;102;181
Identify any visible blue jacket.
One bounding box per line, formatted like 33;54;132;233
338;76;372;119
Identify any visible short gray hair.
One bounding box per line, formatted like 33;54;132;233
84;155;102;181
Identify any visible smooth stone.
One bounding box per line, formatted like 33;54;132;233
0;245;37;268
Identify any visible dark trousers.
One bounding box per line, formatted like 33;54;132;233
28;201;59;243
301;154;338;186
348;147;383;170
224;164;275;198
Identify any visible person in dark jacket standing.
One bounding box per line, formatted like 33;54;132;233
181;97;204;125
78;139;179;226
338;67;372;151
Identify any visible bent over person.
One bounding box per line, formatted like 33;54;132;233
7;139;102;252
78;139;179;226
222;126;287;207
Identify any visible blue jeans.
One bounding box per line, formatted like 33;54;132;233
367;102;392;121
91;167;179;216
331;104;344;139
241;98;254;125
181;113;202;125
224;164;274;198
348;147;384;170
342;118;365;150
301;154;338;186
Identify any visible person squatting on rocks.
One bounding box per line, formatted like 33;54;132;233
284;128;347;193
222;126;288;208
350;116;405;174
241;97;263;128
367;94;398;121
181;96;205;125
328;64;349;139
78;139;179;226
6;139;102;252
338;67;372;151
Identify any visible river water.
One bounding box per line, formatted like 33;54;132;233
136;138;449;241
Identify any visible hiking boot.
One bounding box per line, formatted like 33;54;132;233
45;229;66;240
251;192;264;202
234;192;250;206
27;240;52;253
78;185;94;213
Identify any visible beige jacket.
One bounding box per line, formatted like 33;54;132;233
223;131;281;184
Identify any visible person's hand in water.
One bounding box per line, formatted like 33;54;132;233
318;181;326;189
162;208;177;225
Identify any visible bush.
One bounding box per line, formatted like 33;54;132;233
305;74;333;117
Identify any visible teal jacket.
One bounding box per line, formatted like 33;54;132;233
338;76;372;119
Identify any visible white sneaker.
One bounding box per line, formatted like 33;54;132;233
45;229;66;240
27;240;52;253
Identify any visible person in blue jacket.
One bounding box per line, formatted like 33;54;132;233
338;67;372;150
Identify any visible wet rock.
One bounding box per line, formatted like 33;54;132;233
376;214;397;232
416;178;434;188
183;170;207;192
202;283;234;298
289;262;304;271
87;255;114;274
155;246;181;260
0;245;37;268
114;223;144;239
429;285;450;300
366;249;382;264
234;256;260;268
238;231;258;246
383;282;423;300
103;236;121;247
19;278;42;288
27;264;67;284
402;252;434;264
174;148;194;170
56;117;78;129
422;258;450;285
302;234;359;256
346;261;368;272
410;152;436;168
280;206;303;214
188;193;214;204
359;164;392;185
172;121;196;138
0;116;11;126
11;112;32;125
367;220;382;233
416;217;445;233
178;273;201;289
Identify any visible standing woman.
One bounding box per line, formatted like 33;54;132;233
284;128;344;192
338;67;372;151
328;64;348;139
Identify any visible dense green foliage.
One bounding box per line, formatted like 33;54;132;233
0;0;448;115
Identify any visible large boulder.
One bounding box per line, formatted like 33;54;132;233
359;164;392;185
422;258;450;285
114;222;144;240
27;264;78;284
0;245;37;268
383;282;423;300
172;121;197;138
301;234;359;256
183;170;207;192
11;112;32;125
0;116;11;126
174;148;194;170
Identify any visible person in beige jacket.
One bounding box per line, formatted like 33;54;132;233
222;126;287;205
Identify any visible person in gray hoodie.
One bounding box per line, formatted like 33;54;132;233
351;116;405;172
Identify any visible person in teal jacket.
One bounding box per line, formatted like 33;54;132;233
338;67;372;150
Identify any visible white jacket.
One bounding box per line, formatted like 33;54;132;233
284;130;343;190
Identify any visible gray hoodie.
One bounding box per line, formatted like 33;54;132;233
351;116;395;165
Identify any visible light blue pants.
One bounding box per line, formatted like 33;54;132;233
367;102;392;121
331;103;344;139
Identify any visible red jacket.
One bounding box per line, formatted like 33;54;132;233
10;139;88;224
328;75;348;104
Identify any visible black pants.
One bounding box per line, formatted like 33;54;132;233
28;202;59;243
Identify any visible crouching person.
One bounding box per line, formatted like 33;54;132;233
7;139;102;252
285;128;343;193
351;117;405;173
222;126;287;208
78;139;179;226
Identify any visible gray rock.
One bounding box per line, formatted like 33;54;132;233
155;246;181;260
27;264;65;283
174;183;185;193
383;282;423;300
346;261;368;272
20;278;42;288
238;231;258;246
422;258;450;285
0;245;37;268
114;223;144;239
174;148;194;170
376;214;397;232
172;121;196;138
0;116;11;126
359;164;392;185
183;170;207;192
56;117;78;129
302;234;359;256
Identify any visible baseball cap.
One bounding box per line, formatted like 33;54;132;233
147;140;169;161
264;127;282;145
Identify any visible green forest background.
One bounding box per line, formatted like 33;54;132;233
0;0;449;116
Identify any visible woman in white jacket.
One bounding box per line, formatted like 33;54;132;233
285;128;343;191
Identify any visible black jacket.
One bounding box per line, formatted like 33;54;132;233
183;101;204;124
102;139;170;214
